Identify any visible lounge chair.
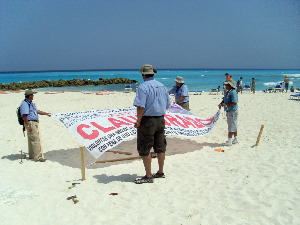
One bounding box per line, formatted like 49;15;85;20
274;85;284;92
243;84;251;92
124;84;132;93
189;91;203;95
264;87;274;93
209;89;219;95
290;94;300;100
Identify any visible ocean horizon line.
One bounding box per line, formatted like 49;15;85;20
1;68;300;74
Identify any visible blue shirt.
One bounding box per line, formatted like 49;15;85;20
134;77;171;116
20;99;39;120
224;89;238;111
169;83;189;103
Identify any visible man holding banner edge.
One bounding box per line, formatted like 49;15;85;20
133;64;171;184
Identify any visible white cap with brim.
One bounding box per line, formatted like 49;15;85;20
24;90;37;96
224;80;237;89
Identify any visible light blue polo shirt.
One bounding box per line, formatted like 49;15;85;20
224;89;238;111
169;83;189;103
20;99;39;120
134;77;171;116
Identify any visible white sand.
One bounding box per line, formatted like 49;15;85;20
0;91;299;225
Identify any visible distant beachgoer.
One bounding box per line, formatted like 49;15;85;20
133;64;171;184
218;80;238;146
290;86;294;92
169;76;190;110
284;75;290;93
237;77;243;93
250;78;256;93
223;73;232;95
19;90;51;162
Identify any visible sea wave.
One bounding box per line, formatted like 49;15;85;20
284;74;300;78
264;81;293;86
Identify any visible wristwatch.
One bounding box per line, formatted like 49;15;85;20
27;124;31;127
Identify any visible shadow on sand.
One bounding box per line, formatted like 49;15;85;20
2;138;222;170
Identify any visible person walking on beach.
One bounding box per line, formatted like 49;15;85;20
284;75;290;93
169;76;190;110
223;73;232;95
133;64;171;184
19;90;51;162
237;77;243;93
250;78;256;93
218;80;238;146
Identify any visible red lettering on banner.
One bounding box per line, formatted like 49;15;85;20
164;115;187;128
119;117;136;124
195;118;214;126
175;115;198;128
164;116;171;126
127;115;138;121
184;117;205;128
77;124;99;140
91;122;116;133
108;118;132;128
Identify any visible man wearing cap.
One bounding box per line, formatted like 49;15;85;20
20;90;51;162
133;64;171;184
218;80;238;146
169;76;190;110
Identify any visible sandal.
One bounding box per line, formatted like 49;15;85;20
135;175;154;184
152;172;165;178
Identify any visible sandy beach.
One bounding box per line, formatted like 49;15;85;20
0;91;299;225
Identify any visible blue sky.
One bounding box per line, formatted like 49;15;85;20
0;0;299;72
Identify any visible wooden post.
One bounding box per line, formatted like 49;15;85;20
96;156;141;163
255;125;264;146
80;146;86;180
106;150;132;155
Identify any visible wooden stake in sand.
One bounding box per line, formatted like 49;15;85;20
106;150;132;155
255;125;264;146
96;156;141;163
80;146;86;180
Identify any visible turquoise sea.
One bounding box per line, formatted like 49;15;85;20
0;69;299;92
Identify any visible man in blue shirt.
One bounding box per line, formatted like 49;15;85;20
169;76;190;110
20;90;51;162
218;80;238;146
133;64;171;184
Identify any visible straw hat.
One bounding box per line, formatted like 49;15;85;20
224;80;237;89
139;64;157;75
174;76;184;83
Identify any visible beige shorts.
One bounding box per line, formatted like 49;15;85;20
226;110;238;132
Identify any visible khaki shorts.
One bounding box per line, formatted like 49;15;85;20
179;102;189;111
137;116;166;156
226;110;238;132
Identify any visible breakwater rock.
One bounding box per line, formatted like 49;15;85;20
0;77;137;91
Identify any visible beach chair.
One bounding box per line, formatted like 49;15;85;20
274;85;284;92
290;94;300;100
209;89;219;95
124;84;132;93
243;84;251;92
264;87;274;93
190;91;203;95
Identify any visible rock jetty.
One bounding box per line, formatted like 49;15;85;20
0;77;137;91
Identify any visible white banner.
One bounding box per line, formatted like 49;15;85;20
53;105;220;159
